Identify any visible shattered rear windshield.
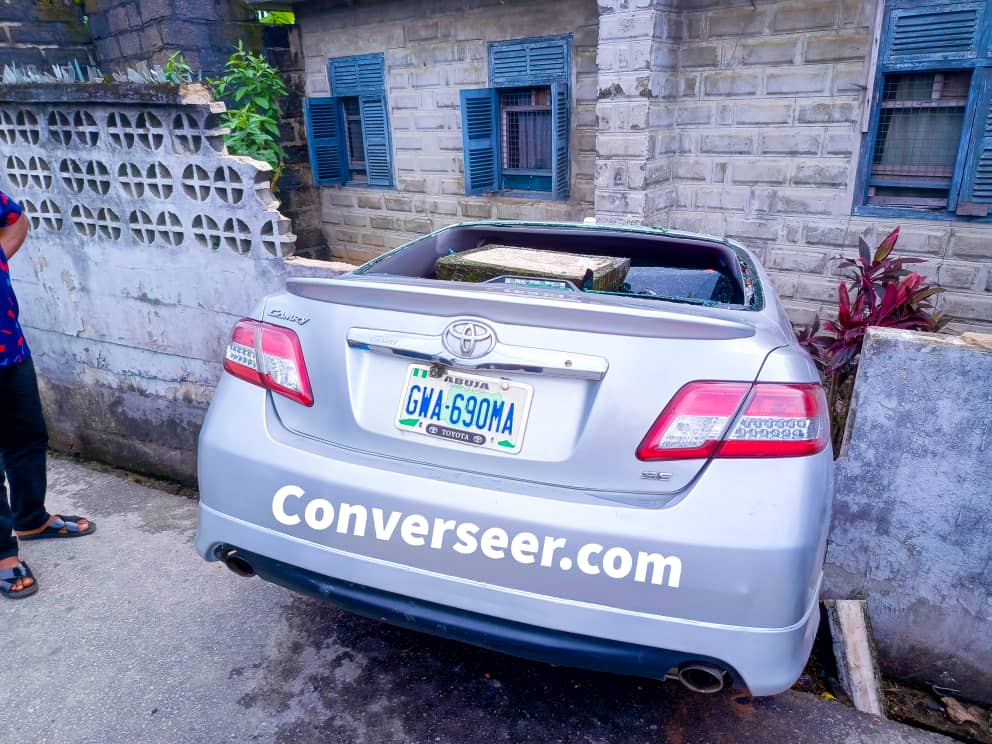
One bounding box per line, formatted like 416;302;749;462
354;223;762;311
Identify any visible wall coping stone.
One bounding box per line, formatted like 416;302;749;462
0;82;219;107
284;257;356;277
862;326;990;353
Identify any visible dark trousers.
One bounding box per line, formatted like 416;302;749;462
0;358;50;560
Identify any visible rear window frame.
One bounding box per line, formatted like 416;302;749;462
352;222;765;312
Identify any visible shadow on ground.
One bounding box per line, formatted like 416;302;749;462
252;594;942;744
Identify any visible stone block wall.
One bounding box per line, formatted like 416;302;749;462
0;0;267;80
825;327;992;705
0;0;95;69
0;84;344;484
263;23;330;260
84;0;261;77
595;2;681;227
660;0;991;332
295;0;599;264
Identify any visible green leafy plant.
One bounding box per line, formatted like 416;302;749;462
221;107;284;167
164;51;195;83
257;10;295;25
797;226;946;454
212;41;288;180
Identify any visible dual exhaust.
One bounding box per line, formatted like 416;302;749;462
218;547;728;694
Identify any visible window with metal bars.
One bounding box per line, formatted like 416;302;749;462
458;35;569;197
857;0;992;220
499;88;553;190
341;97;368;184
500;88;552;170
868;71;970;208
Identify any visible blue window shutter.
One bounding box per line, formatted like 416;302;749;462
304;97;345;186
329;58;359;95
882;2;983;64
955;68;992;214
551;80;569;199
528;39;569;80
490;36;569;87
357;56;386;91
360;95;394;188
329;54;385;97
491;43;530;87
460;88;499;195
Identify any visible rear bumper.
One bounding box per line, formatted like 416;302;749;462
215;544;746;685
196;379;831;696
201;503;818;695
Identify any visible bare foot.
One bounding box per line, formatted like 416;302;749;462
15;514;89;537
0;555;34;593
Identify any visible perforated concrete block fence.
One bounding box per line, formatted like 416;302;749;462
0;84;342;483
0;89;295;260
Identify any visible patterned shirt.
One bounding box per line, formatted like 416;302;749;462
0;190;29;367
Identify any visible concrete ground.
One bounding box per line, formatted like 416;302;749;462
3;457;950;744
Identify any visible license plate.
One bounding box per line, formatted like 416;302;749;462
395;365;533;454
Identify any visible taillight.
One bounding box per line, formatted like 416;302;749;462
223;319;313;406
636;381;828;460
719;383;829;458
223;321;264;387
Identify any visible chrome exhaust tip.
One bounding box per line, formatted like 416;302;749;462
219;548;255;578
676;663;727;694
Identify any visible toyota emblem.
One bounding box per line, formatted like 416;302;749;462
442;320;496;359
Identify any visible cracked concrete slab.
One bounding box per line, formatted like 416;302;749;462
2;457;950;744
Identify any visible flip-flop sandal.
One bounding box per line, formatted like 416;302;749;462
18;515;96;541
0;560;38;599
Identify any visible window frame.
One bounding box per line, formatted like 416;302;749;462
305;53;394;189
459;34;571;199
853;0;992;222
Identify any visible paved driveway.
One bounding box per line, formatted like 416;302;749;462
2;457;949;744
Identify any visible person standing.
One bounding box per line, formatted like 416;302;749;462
0;188;95;599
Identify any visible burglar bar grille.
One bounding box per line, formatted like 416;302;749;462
868;71;971;208
341;97;367;184
499;88;552;172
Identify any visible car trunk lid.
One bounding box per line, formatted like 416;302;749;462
261;275;780;495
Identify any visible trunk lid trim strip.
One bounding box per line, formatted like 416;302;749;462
347;326;609;381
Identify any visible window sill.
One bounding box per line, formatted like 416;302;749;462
852;204;992;223
488;189;568;202
323;182;395;191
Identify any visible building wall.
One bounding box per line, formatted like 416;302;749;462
606;0;992;332
296;0;600;264
0;0;95;69
667;0;877;329
594;2;681;228
84;0;261;77
299;0;992;331
263;23;330;259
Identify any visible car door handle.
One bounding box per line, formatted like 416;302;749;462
347;328;608;381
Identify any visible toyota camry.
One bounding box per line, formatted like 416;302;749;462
195;221;832;696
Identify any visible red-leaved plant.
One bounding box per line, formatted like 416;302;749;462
797;226;946;453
